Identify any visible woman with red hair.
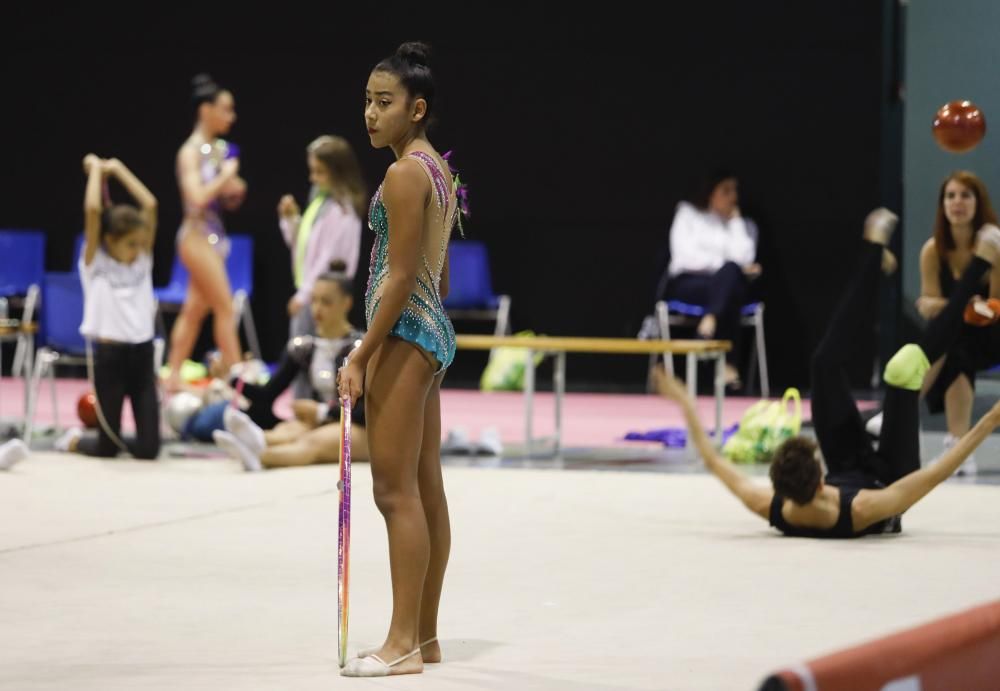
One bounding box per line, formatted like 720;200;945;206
916;171;1000;474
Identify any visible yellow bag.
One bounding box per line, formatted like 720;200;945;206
722;388;802;464
479;330;545;391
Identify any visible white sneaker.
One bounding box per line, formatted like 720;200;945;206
223;407;265;456
940;434;977;477
441;427;472;455
476;427;504;456
0;439;30;470
213;430;263;472
55;427;83;453
865;412;883;438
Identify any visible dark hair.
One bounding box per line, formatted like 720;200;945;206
373;42;435;126
101;204;145;240
316;260;354;295
768;437;822;505
692;168;738;211
933;170;999;258
191;73;223;110
307;136;368;218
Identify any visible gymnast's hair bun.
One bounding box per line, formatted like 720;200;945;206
191;73;221;106
395;42;431;68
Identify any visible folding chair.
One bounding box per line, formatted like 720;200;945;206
154;234;261;360
25;272;89;440
443;240;511;338
0;230;45;302
661;299;769;397
0;230;45;381
646;299;770;398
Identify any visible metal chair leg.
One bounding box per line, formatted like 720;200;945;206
656;301;674;377
746;338;759;395
755;304;770;398
646;352;658;393
241;297;262;361
232;289;262;360
24;348;51;442
495;295;512;337
49;355;60;432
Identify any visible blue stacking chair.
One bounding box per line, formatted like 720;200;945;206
154;234;260;359
442;240;511;337
653;299;770;398
0;230;45;298
25;272;88;439
0;230;44;382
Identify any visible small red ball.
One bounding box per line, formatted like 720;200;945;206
932;100;986;154
77;392;99;429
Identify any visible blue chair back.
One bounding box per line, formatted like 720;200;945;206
226;235;254;295
41;271;87;354
443;240;498;309
156;251;191;303
0;230;45;296
154;235;253;303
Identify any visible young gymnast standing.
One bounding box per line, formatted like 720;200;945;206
338;41;460;677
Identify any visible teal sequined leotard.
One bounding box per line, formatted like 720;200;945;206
365;151;458;372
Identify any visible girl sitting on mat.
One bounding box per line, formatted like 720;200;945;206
210;263;368;470
57;155;160;459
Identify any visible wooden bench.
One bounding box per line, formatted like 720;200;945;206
0;321;38;336
455;335;731;456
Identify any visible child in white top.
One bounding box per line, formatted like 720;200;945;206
57;155;161;459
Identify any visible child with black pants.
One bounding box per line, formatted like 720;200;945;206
57;155;161;459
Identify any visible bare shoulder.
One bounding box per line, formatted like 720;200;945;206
177;142;198;168
919;237;939;262
849;487;884;531
383;158;430;202
747;487;774;519
385;157;429;186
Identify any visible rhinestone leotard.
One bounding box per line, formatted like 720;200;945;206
364;151;458;373
177;138;230;258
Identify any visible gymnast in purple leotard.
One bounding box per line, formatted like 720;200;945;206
165;73;246;392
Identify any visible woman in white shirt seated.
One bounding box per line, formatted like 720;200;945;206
659;170;762;388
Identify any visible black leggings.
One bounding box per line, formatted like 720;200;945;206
78;341;161;459
239;350;305;430
924;320;1000;413
811;241;991;483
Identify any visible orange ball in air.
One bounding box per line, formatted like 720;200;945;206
932;100;986;153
